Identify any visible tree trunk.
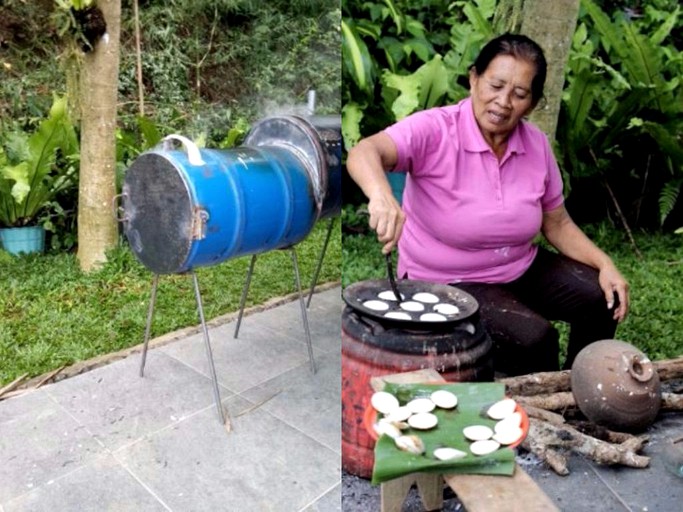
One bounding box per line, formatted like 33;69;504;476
494;0;580;139
519;0;580;139
77;0;121;272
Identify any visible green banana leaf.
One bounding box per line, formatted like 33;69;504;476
371;382;516;485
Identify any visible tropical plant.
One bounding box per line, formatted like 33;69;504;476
0;96;79;228
341;0;496;150
341;0;496;208
557;0;682;229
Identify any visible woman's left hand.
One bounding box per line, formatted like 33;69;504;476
542;206;630;322
598;264;630;322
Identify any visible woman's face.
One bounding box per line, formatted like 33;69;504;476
469;54;537;144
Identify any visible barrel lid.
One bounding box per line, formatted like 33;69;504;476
122;152;193;274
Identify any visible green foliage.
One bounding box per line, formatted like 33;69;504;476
341;0;494;149
114;115;166;195
341;202;369;234
0;96;79;227
383;54;450;120
342;0;682;230
2;0;339;250
3;1;340;146
342;232;386;287
217;117;251;149
116;1;340;145
341;18;375;96
557;0;683;228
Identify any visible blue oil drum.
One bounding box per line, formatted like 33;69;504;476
122;142;317;274
244;115;342;220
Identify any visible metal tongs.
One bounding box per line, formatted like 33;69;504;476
385;252;402;301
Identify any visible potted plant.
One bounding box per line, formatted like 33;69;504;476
0;95;79;255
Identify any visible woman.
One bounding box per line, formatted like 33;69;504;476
346;33;630;376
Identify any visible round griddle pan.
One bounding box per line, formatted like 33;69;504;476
342;279;479;327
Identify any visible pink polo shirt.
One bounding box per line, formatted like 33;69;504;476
384;97;564;284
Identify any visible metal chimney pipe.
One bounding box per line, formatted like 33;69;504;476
306;90;317;116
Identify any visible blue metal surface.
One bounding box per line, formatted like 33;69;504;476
123;145;317;274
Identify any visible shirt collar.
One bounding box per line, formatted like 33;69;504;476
460;97;527;157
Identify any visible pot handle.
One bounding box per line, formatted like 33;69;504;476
112;193;128;223
627;354;655;382
160;134;206;166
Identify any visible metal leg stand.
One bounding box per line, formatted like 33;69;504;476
290;248;316;374
139;274;160;377
306;216;336;308
192;271;228;426
234;254;258;339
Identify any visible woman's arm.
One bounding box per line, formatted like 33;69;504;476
346;133;405;254
541;205;630;322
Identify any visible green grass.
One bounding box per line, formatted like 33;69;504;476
0;220;341;386
342;221;683;362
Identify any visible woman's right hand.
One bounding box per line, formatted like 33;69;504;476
367;191;405;254
346;133;404;253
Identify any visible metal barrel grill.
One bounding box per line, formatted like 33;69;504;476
121;115;341;274
118;113;341;426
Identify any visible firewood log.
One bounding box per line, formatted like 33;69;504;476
499;370;571;396
655;356;683;381
498;356;683;397
662;392;683;410
525;418;650;473
515;392;576;411
522;404;566;425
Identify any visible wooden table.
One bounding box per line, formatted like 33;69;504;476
370;369;559;512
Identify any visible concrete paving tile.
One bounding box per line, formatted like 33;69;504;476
0;390;103;504
242;293;342;355
240;350;340;453
45;351;233;451
305;288;343;311
163;322;320;394
3;454;168;512
301;483;340;512
116;395;340;512
521;453;640;511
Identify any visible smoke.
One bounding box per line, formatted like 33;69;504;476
256;95;315;120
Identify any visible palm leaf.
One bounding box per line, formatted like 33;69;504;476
382;0;403;35
650;6;679;47
342;19;376;94
564;67;598;146
620;21;664;93
461;1;493;39
659;179;682;225
581;0;622;54
640;121;683;165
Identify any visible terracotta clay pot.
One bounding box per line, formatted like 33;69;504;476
571;339;661;432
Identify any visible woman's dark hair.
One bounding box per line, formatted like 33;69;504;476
470;33;547;105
